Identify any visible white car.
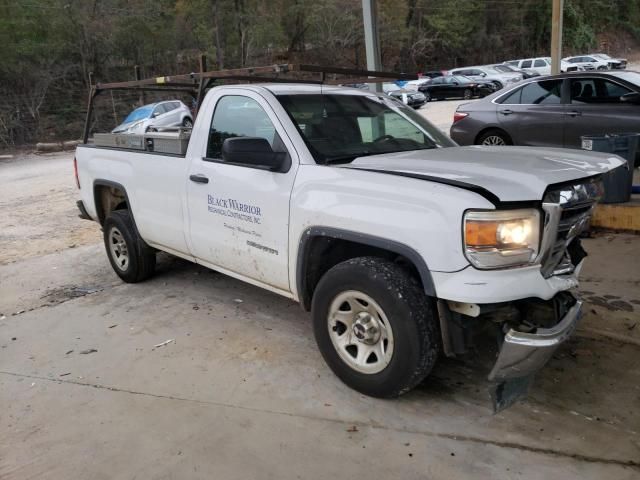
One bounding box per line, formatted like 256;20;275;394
505;57;583;75
563;55;609;71
448;66;522;89
76;82;622;409
112;100;193;134
590;53;627;70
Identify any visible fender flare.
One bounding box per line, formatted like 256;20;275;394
296;226;437;310
93;179;133;226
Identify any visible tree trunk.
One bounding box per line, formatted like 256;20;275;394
212;0;225;69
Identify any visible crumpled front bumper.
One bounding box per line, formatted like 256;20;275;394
488;299;582;411
488;300;582;382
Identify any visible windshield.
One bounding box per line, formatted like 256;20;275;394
276;93;455;164
123;105;154;124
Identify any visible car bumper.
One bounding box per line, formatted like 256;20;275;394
488;299;582;381
431;261;584;304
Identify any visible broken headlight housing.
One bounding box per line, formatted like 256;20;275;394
463;209;541;269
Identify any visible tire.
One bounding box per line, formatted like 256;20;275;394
103;210;156;283
311;257;439;398
182;117;193;128
476;128;512;146
463;88;472;100
492;81;503;90
423;91;431;102
597;65;607;71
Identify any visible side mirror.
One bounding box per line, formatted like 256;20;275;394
621;92;640;104
151;111;160;118
221;137;288;172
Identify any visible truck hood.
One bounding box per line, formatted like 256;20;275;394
344;146;624;203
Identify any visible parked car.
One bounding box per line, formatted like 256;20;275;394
388;88;427;108
563;55;608;71
112;100;193;134
505;57;583;75
76;80;621;408
448;66;522;90
591;53;627;70
450;71;640;150
491;63;540;79
418;75;495;101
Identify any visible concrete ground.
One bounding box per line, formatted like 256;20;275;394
1;149;639;479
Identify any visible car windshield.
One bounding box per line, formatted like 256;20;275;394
595;54;611;60
123;105;154;124
276;93;455;164
493;65;512;72
609;71;640;87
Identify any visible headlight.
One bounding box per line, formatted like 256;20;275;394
463;209;541;269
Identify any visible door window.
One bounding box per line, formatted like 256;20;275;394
534;59;546;67
520;80;562;104
206;96;278;159
520;60;532;68
570;78;632;104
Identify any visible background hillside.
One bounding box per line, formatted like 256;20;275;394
1;0;639;146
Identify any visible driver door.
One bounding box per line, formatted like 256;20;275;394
186;91;298;292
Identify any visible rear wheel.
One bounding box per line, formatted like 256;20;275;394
463;88;472;100
597;65;608;71
182;117;193;128
477;129;511;146
312;257;439;398
103;210;155;283
492;80;503;90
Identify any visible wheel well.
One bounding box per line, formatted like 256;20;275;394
298;234;429;311
94;184;128;225
474;127;512;145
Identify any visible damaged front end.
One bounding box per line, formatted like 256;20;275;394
437;177;601;411
487;293;582;411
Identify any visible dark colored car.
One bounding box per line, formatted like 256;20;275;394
450;71;640;153
388;89;427;109
418;75;496;101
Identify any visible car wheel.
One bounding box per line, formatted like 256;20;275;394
463;89;472;100
492;81;503;90
597;65;608;71
103;210;156;283
311;257;439;398
477;129;512;146
423;91;431;102
182;117;193;128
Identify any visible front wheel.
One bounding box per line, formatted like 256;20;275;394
103;210;156;283
182;117;193;128
423;91;431;102
463;88;472;100
311;257;439;398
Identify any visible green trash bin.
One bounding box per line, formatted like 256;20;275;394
581;133;638;204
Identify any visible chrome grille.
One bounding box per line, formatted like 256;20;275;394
539;179;602;278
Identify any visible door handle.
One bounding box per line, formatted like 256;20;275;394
565;110;582;117
499;109;514;115
189;174;209;184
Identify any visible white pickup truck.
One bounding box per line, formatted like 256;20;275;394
75;83;623;408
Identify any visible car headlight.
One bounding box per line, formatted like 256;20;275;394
463;209;541;269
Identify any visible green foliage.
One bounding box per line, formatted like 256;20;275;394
1;0;638;145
